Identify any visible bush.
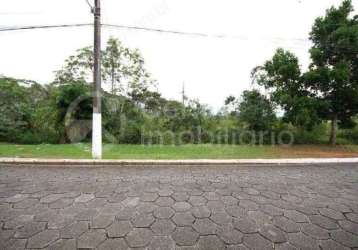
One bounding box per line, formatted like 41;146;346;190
339;127;358;144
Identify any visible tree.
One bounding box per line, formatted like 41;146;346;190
51;82;93;143
0;77;59;144
253;1;358;145
0;77;32;142
304;0;358;145
54;37;155;96
238;90;276;131
252;49;322;130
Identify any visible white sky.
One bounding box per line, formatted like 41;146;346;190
0;0;356;111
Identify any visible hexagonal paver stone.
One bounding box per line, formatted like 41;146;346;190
226;206;246;218
154;207;175;219
172;227;199;246
204;192;221;201
49;198;73;209
319;208;344;220
172;192;189;202
233;218;258;233
261;204;284;216
125;228;153;248
300;223;330;240
75;208;98;221
136;202;158;214
156;197;175;207
116;207;136;220
272;216;300;233
48;214;74;230
108;193;127;203
284;210;309;223
225;244;250;250
193;218;219;235
210;212;232;225
132;213;155;227
27;229;59;249
275;242;297;250
206;200;226;214
140;193;159;202
2;238;27;250
309;215;339;230
87;198;108;208
172;202;192;212
330;230;358;248
122;197;140;208
339;220;358;235
74;194;95;203
189;189;204;196
60;221;88;239
287;232;319;249
247;211;272;226
78;229;106;249
148;236;175;250
346;212;358;223
172;212;195;226
107;220;132;238
49;239;76;250
243;233;272;250
239;200;259;210
197;235;225;250
259;224;287;243
5;214;34;229
243;188;260;195
221;196;238;206
188;196;207;206
217;224;243;244
151;219;176;235
328;203;352;213
13;198;38;209
98;238;129;250
158;189;174;197
14;221;46;238
40;194;63;203
192;206;211;219
91;214;114;229
4;214;36;229
319;239;350;250
0;239;27;250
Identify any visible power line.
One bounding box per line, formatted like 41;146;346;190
0;23;92;32
0;23;310;44
0;12;42;15
103;24;309;43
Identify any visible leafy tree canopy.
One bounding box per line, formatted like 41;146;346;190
54;37;156;97
238;90;276;131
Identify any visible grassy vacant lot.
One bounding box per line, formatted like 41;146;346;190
0;143;358;159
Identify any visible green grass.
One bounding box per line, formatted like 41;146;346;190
0;143;358;159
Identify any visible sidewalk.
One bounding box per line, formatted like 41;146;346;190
1;157;358;166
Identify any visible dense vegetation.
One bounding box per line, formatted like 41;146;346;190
1;0;357;146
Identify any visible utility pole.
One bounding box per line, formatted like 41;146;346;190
92;0;102;159
181;82;186;106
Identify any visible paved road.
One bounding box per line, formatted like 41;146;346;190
0;164;358;250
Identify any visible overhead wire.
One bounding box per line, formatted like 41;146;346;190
0;23;310;45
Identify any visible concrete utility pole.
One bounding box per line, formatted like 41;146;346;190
181;82;186;106
92;0;102;159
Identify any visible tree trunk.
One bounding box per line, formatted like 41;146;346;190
329;114;338;146
111;67;115;94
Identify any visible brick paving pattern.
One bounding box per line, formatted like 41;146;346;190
0;163;358;249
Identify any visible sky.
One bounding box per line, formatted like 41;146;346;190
0;0;356;111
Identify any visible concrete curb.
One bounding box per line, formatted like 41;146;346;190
1;157;358;166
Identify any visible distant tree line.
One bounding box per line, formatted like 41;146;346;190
0;0;357;145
